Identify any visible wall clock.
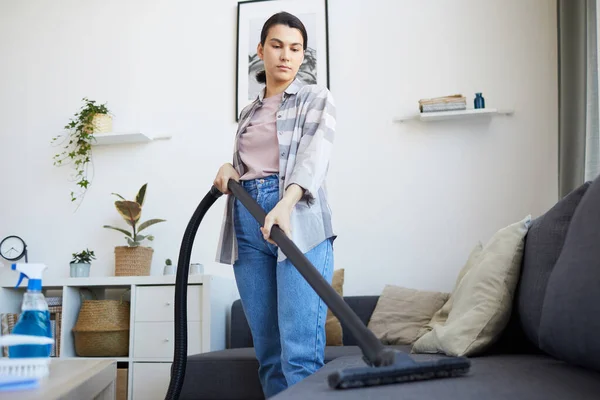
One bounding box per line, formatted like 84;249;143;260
0;235;28;262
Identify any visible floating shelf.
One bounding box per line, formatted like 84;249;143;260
91;132;172;146
394;108;514;123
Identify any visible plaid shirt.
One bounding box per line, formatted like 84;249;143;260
216;78;336;264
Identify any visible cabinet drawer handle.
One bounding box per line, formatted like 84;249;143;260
165;302;172;306
163;338;170;343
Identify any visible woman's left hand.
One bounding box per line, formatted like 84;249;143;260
261;201;293;245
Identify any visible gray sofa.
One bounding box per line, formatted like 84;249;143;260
181;174;600;399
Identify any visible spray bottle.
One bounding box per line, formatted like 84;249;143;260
8;263;52;358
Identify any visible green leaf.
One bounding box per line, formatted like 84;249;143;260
134;234;147;241
127;238;141;247
111;193;125;200
115;201;141;226
138;219;166;232
103;225;133;238
136;183;147;207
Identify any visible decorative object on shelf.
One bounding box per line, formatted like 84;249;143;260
189;263;204;275
0;235;28;262
235;0;330;121
163;258;175;275
103;183;166;276
419;94;467;113
72;291;130;357
474;92;485;109
69;249;96;278
51;98;113;208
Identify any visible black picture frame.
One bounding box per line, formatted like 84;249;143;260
235;0;330;121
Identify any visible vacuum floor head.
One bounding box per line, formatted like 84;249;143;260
328;350;471;389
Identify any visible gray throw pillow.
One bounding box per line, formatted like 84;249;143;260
517;181;591;347
538;174;600;372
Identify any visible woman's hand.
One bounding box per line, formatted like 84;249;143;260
213;163;240;194
261;184;304;244
261;201;293;245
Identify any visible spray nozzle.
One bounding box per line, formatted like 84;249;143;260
11;263;47;291
15;272;27;288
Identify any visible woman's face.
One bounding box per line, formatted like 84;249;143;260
258;24;305;87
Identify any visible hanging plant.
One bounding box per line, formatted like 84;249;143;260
51;97;112;207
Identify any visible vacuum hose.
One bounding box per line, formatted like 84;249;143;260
165;185;223;400
166;181;393;400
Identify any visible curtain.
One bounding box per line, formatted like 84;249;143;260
558;0;600;197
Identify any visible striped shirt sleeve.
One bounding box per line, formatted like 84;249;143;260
286;86;336;205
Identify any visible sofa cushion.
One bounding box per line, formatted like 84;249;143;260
518;181;591;347
273;352;600;399
230;299;253;348
539;175;600;372
181;345;410;400
413;215;531;357
368;285;449;345
229;296;380;349
340;296;380;346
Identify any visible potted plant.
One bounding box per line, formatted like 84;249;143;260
163;258;175;275
51;97;113;207
103;183;166;276
70;248;96;277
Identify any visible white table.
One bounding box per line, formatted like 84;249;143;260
0;359;116;400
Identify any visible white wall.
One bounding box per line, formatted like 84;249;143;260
0;0;558;296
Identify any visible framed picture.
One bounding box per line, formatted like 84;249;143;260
236;0;330;121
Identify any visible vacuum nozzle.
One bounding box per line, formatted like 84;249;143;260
328;349;470;389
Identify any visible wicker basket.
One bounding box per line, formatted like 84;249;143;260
114;246;153;276
72;299;130;357
91;113;112;133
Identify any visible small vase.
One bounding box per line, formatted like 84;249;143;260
474;93;485;109
70;263;91;277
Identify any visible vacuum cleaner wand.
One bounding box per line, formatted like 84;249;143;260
166;182;470;399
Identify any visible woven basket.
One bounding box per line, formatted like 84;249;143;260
114;246;153;276
72;298;130;357
91;113;112;133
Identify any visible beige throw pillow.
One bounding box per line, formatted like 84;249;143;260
368;285;450;345
412;215;531;357
416;242;483;338
325;269;344;346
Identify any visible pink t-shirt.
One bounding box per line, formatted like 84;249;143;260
238;93;282;180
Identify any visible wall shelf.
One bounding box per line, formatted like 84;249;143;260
394;108;514;123
91;132;172;146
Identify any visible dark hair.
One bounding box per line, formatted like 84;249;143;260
255;12;308;84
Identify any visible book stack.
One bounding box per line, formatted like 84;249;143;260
0;314;19;357
419;94;467;113
0;296;62;358
47;296;63;357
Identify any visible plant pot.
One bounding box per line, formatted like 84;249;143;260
91;113;112;133
72;298;130;357
114;246;153;276
70;263;91;277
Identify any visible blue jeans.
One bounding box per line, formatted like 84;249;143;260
233;174;334;398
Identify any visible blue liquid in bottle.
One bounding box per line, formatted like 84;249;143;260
9;293;53;358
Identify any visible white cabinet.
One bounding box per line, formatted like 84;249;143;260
133;322;202;359
132;362;172;400
135;285;202;322
0;274;236;400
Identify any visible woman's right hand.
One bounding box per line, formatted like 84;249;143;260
213;163;240;194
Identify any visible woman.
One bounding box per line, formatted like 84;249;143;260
213;11;337;398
